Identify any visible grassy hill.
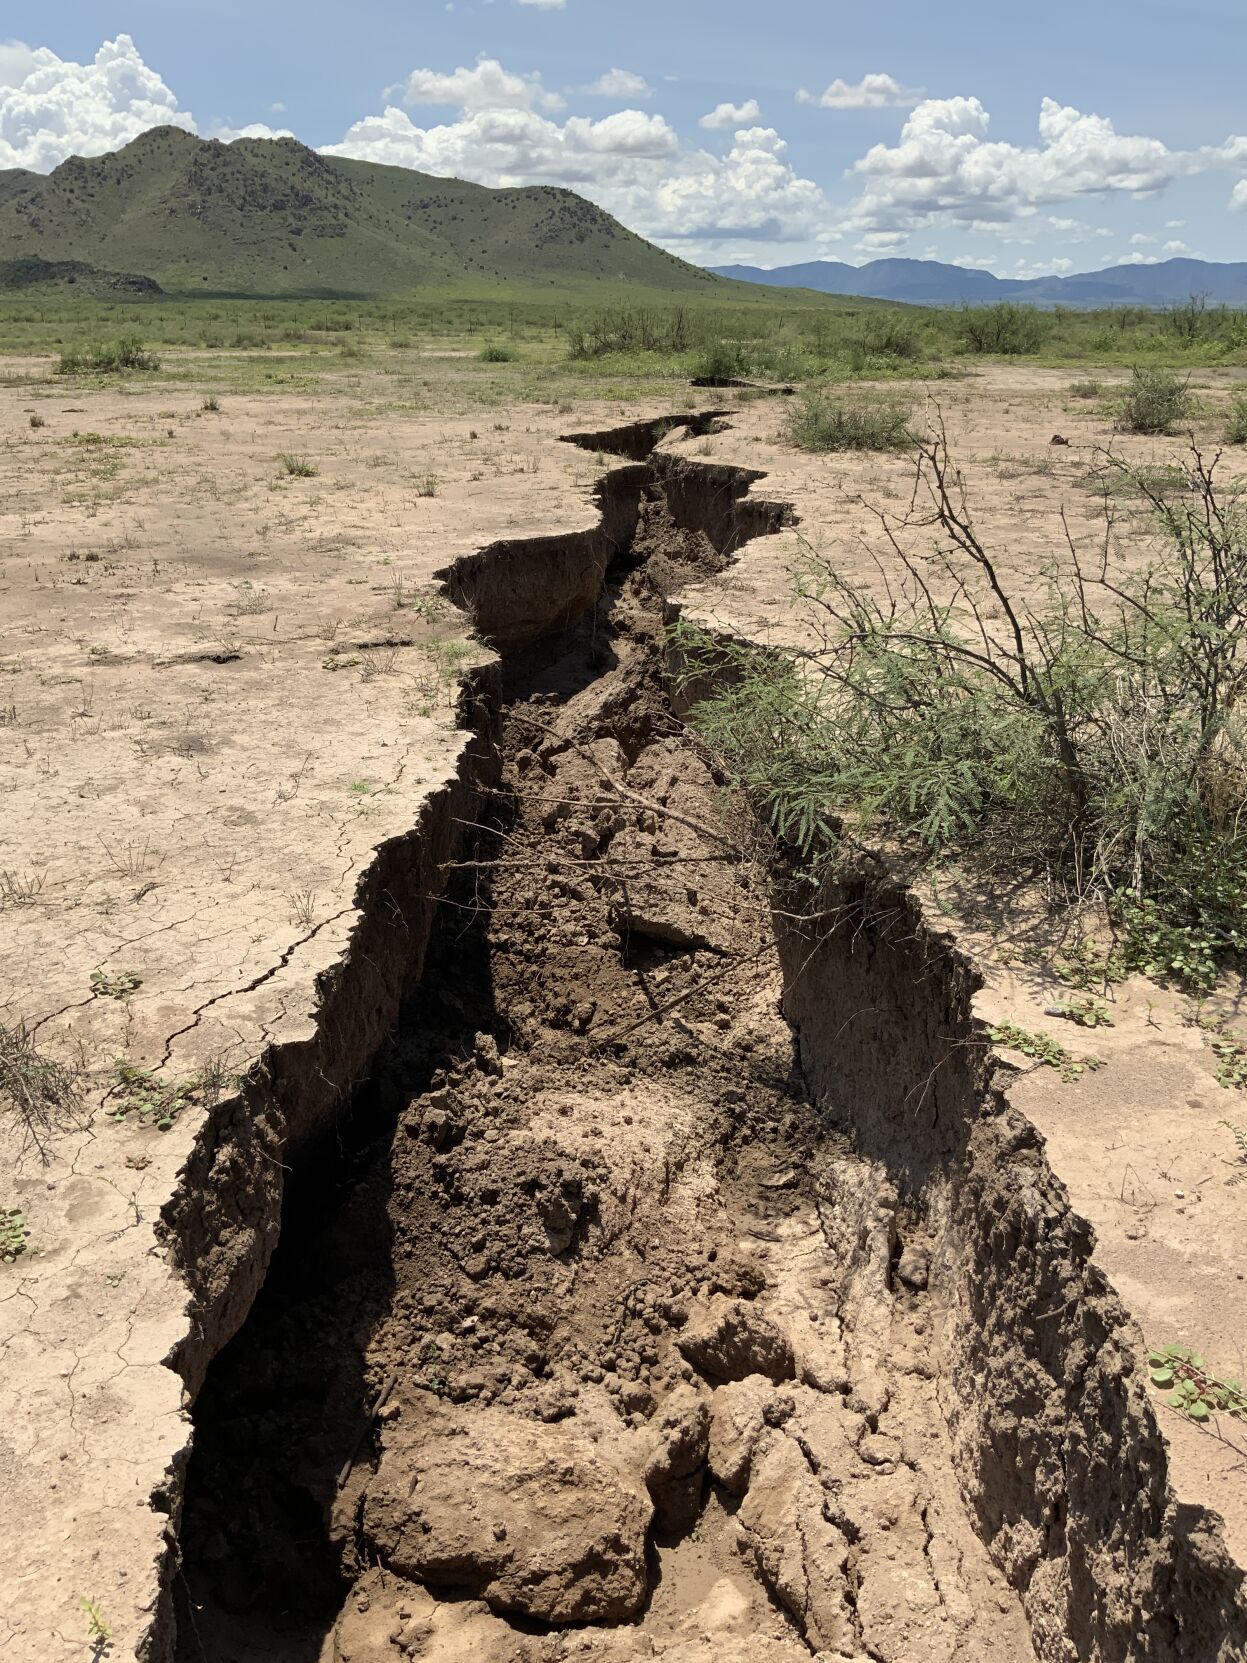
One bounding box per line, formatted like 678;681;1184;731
0;127;717;298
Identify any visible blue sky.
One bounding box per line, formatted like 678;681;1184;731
2;1;1246;274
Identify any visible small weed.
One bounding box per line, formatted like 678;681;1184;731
478;343;515;363
0;1021;81;1161
1;1207;31;1263
28;412;45;429
97;836;162;878
289;889;317;929
414;474;439;498
110;1061;196;1131
277;452;318;478
1;866;47;904
201;394;221;413
1148;1344;1246;1424
1050;940;1126;992
81;1596;113;1644
360;648;399;680
1068;379;1103;399
90;968;141;1000
989;1021;1105;1082
197;1052;240;1108
1220;1119;1247;1185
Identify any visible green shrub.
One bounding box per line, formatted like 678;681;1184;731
783;391;914;453
693;339;750;382
1119;366;1193;435
676;433;1247;992
478;343;515;363
1224;398;1247;445
854;314;924;362
56;334;160;375
960;303;1047;355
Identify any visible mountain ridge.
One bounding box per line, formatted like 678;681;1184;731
0;126;717;297
711;256;1247;308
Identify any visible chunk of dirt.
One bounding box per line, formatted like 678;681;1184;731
361;1404;651;1623
679;1295;797;1384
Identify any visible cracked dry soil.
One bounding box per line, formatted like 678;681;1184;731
173;482;1036;1663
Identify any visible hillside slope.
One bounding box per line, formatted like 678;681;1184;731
714;255;1247;308
0;127;715;297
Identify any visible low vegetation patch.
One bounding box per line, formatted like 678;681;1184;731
477;343;515;362
277;451;318;478
676;424;1247;993
1148;1344;1246;1424
783;390;914;453
56;334;160;375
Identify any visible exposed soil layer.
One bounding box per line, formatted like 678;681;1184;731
171;423;1246;1663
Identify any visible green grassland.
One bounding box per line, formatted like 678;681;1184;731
2;288;1245;414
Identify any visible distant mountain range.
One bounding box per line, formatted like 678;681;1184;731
0;126;715;297
711;257;1247;309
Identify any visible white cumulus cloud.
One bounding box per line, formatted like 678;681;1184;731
842;95;1236;238
0;33;195;172
700;99;761;131
797;73;923;110
390;57;564;114
0;39;39;88
584;69;650;100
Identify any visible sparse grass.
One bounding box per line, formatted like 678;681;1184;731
1068;379;1103;399
1118;366;1194;435
288;889;317;928
201;393;221;413
277;451;318;478
0;866;47;904
413;474;439;497
28;412;45;429
783;391;914;454
360;647;400;679
0;1021;81;1163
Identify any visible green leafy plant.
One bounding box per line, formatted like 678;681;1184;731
1118;366;1193;435
1050;997;1114;1028
1148;1344;1246;1424
1207;1030;1247;1090
81;1596;112;1647
988;1021;1104;1082
110;1062;196;1131
90;968;141;1000
783;391;914;453
1;1207;30;1263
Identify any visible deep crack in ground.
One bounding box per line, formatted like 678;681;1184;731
172;444;1036;1663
